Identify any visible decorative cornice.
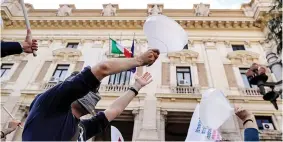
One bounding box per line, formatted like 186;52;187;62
227;50;259;65
167;49;199;64
1;53;27;62
52;48;82;61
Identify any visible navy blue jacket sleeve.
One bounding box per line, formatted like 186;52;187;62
81;111;110;140
244;128;259;141
34;66;101;112
1;42;23;58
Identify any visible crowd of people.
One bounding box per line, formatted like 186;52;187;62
1;30;259;141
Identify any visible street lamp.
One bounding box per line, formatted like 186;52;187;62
246;63;282;110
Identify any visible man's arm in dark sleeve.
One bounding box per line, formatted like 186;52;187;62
81;112;110;140
244;128;259;141
1;42;23;58
35;66;101;112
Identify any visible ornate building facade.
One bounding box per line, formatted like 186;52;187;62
1;0;282;141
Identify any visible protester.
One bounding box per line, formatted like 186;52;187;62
22;49;159;141
1;29;38;58
1;120;21;141
235;106;259;141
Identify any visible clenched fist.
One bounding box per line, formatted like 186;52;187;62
135;49;160;66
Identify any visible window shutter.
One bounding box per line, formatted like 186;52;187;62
35;61;52;82
162;62;170;86
73;61;84;72
136;67;143;76
9;61;28;82
223;64;238;87
196;63;208;87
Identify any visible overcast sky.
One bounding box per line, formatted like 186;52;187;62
19;0;250;9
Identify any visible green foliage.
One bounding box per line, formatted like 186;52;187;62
266;0;282;54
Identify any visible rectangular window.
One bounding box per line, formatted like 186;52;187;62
255;116;276;130
1;63;13;77
232;45;245;51
108;71;131;85
239;68;252;88
66;43;79;49
50;64;69;82
176;67;192;86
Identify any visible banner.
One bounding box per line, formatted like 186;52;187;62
185;104;222;141
111;126;124;142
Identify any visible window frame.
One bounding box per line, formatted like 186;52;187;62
232;45;245;51
108;70;132;85
51;64;70;82
176;67;192;86
66;42;79;49
239;68;252;88
255;115;276;130
1;63;13;78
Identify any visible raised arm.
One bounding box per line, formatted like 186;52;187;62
32;49;159;112
104;72;153;121
235;106;259;141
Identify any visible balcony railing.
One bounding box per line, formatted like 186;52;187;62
171;86;200;94
239;88;261;96
42;82;60;90
100;84;130;93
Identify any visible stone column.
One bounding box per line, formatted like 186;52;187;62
160;110;167;141
135;57;162;141
202;40;229;93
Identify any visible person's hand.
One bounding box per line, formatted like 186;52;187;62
21;29;38;53
235;106;254;122
135;49;160;66
133;72;153;91
8;120;21;130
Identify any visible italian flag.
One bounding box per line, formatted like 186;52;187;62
110;38;132;58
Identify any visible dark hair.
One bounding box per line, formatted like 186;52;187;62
72;100;89;116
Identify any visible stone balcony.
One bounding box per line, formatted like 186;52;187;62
171;86;200;95
239;88;261;96
99;84;130;93
42;82;61;90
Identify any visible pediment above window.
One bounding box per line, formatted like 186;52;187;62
167;49;199;64
52;48;82;61
227;50;259;65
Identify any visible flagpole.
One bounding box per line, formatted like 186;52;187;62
108;33;111;55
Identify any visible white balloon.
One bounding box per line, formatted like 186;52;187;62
143;15;188;53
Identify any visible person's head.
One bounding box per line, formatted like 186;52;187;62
68;71;101;118
71;100;89;118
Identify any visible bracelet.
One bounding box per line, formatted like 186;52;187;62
129;87;138;96
243;119;253;125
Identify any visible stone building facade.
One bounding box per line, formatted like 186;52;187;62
1;0;282;141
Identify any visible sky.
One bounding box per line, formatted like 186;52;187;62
18;0;251;9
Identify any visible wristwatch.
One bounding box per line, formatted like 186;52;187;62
129;87;138;96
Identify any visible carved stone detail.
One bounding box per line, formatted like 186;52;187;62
1;53;27;62
227;50;259;65
52;48;82;61
224;41;231;48
167;50;199;64
244;40;251;48
101;3;117;16
148;4;163;15
56;4;74;16
194;3;210;16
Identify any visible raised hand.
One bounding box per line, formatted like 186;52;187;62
235;106;254;122
8;120;22;130
135;49;160;66
133;72;153;91
21;29;38;54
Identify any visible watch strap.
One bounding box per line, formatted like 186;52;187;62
129;87;138;96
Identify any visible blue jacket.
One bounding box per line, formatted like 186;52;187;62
1;42;23;57
244;128;259;141
22;67;109;141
